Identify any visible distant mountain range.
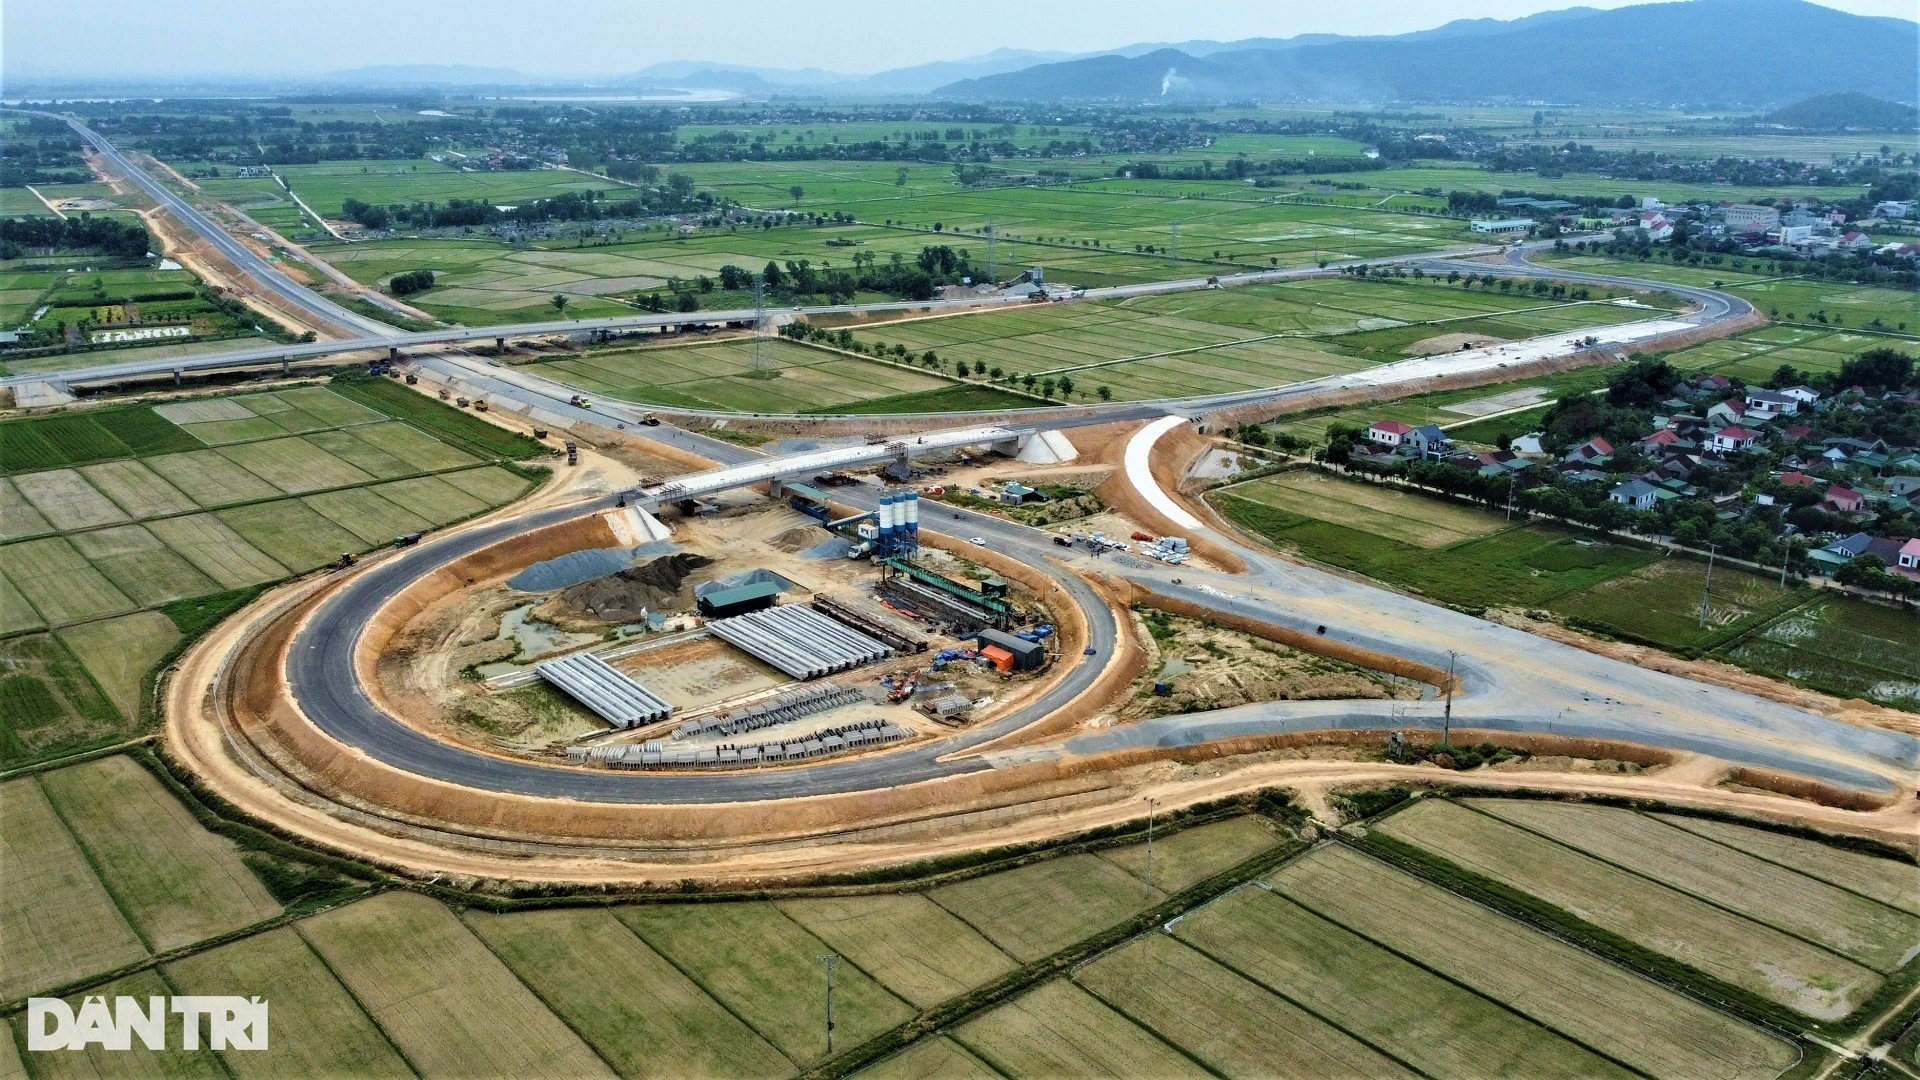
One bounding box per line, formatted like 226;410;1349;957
934;0;1919;107
39;0;1909;109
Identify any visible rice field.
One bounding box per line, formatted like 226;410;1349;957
954;979;1215;1080
1652;814;1920;915
467;907;795;1080
928;853;1165;963
859;1036;1002;1080
77;459;200;518
0;776;150;1000
0;633;126;766
1269;843;1797;1080
617;901;914;1065
55;611;180;721
144;448;287;506
1231;471;1508;548
1469;800;1920;972
38;755;281;952
12;970;225;1080
144;514;289;588
1095;814;1282;892
527;338;956;413
69;524;218;606
1375;797;1884;1019
1547;558;1798;651
1720;594;1920;708
166;927;417;1080
1175;885;1636;1079
0;536;136;624
1075;931;1422;1080
13;468;132;532
776;894;1018;1008
299;891;616;1079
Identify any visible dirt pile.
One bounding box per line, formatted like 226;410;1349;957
771;526;824;553
537;553;713;626
1120;610;1421;720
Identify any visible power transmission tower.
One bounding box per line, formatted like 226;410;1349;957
749;272;771;372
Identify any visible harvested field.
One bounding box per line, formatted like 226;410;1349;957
13;468;130;532
1652;814;1920;915
1471;800;1920;972
299;891;614;1079
39;755;280;951
1097;815;1281;892
0;479;52;541
0;536;135;625
69;524;218;607
145;449;284;507
180;416;293;445
617;901;913;1065
78;459;200;519
859;1036;1001;1080
1272;844;1796;1080
1376;798;1883;1019
12;970;224;1080
1076;931;1420;1080
467;907;795;1080
145;514;288;589
955;980;1212;1080
153;398;256;425
260;386;386;427
1230;472;1505;548
928;853;1165;962
777;894;1018;1008
0;1019;21;1080
217;501;363;573
304;487;435;545
218;436;374;494
1176;885;1634;1079
0;777;148;999
166;927;415;1080
56;612;180;721
369;475;487;524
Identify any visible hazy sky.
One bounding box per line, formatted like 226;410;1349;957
5;0;1912;80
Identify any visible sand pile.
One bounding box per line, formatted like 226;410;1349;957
536;553;713;626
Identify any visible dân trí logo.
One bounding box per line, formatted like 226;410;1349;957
28;996;268;1051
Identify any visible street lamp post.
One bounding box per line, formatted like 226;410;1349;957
1144;797;1158;891
819;954;838;1055
1699;543;1719;629
1443;650;1457;748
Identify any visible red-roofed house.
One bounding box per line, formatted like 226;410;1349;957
1711;426;1760;452
1895;538;1920;581
1782;425;1814;442
1779;471;1816;487
1822;486;1865;513
1562;437;1614;464
1368;420;1413;447
1839;231;1874;251
1642;429;1683;451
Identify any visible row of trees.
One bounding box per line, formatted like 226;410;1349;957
387;270;435;296
0;215;150;260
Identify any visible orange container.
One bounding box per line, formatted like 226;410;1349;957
980;644;1015;672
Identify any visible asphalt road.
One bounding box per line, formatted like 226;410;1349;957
287;487;1116;802
28;112;401;341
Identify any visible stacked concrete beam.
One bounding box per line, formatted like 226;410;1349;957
707;604;891;680
535;653;673;729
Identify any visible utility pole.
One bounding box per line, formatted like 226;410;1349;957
1143;797;1158;891
985;220;996;283
819;953;838;1055
1443;650;1457;747
1699;542;1719;629
1170;221;1179;263
1505;474;1517;521
1780;544;1791;589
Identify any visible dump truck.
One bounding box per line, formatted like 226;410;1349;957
565;441;578;466
455;397;470;408
393;532;422;548
640;413;661;426
472;399;488;412
403;373;418;385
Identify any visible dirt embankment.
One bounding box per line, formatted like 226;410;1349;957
1089;420;1249;574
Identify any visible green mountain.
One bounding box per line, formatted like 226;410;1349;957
1762;93;1920;131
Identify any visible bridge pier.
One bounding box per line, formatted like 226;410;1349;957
281;359;290;375
387;346;399;362
173;368;182;386
495;336;505;351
